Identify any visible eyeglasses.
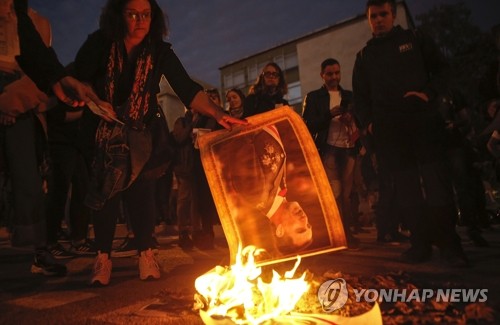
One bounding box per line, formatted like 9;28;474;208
124;10;152;21
262;71;280;79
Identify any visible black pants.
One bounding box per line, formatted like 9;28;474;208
374;110;462;252
92;177;156;254
46;144;91;244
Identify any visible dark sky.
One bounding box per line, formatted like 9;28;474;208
29;0;499;86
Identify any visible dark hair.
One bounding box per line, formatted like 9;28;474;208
321;58;340;72
100;0;168;42
205;88;221;102
248;62;288;96
225;88;246;102
365;0;396;15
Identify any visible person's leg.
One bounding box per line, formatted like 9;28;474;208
5;113;66;275
125;178;157;253
92;194;122;254
5;113;47;247
176;173;193;248
69;152;91;243
340;151;356;231
124;178;160;280
322;146;342;202
45;144;75;246
414;113;467;266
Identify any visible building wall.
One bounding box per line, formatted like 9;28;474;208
298;3;411;96
219;2;412;113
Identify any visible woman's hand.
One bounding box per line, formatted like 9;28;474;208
190;90;248;130
214;110;248;130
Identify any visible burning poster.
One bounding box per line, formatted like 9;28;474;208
199;106;347;264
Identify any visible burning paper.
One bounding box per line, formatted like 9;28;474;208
194;245;310;324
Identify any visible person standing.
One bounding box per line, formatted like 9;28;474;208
0;0;67;276
352;0;468;266
243;62;288;118
225;88;245;119
302;58;360;248
71;0;244;286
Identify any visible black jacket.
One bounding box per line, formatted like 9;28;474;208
302;85;353;153
352;25;449;129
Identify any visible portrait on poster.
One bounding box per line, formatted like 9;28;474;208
199;106;347;264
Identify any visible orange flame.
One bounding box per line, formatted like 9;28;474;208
195;245;310;324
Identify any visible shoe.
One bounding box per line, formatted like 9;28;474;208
139;248;160;280
178;231;194;250
377;232;409;246
31;250;67;276
69;239;97;256
111;237;138;257
351;226;369;234
48;243;75;260
89;251;112;286
400;246;432;264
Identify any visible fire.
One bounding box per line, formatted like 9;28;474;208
194;245;310;324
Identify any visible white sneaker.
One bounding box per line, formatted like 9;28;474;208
139;248;160;280
89;251;112;286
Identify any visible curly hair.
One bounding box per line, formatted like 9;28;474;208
248;62;288;97
99;0;168;42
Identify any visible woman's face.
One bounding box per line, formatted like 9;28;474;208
123;0;151;42
226;90;242;110
262;65;280;89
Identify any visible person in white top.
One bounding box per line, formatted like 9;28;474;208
302;58;360;248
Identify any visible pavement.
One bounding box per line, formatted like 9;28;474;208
0;222;499;324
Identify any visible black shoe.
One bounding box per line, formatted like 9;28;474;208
111;237;138;257
48;243;75;260
351;226;369;234
178;231;194;250
69;239;97;256
377;232;409;246
400;246;432;264
32;250;67;276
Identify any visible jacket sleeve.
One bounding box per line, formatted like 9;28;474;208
352;51;373;130
14;0;66;93
302;91;330;137
157;42;203;108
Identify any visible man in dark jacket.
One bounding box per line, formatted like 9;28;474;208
302;58;359;248
352;0;467;266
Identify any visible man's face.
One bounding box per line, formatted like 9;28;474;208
321;64;341;91
279;201;313;247
367;3;395;37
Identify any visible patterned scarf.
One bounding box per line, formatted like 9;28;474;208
96;40;154;147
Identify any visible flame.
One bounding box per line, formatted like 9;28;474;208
194;245;310;324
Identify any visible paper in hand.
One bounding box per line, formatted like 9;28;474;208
87;101;124;125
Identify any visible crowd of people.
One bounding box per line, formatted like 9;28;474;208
1;0;499;287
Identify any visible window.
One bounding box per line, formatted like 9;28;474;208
286;81;302;105
284;52;298;69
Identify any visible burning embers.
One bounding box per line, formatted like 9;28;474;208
194;245;310;324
